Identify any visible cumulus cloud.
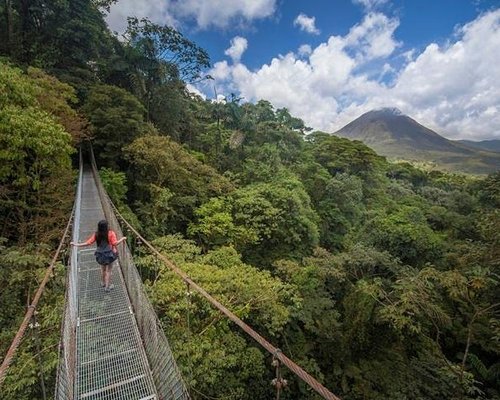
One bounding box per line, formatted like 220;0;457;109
225;36;248;63
345;12;400;60
298;44;312;56
186;83;207;99
107;0;176;34
206;10;500;140
390;10;500;139
211;60;232;81
106;0;277;33
294;13;320;34
352;0;389;11
172;0;277;29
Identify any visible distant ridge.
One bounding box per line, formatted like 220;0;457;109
455;139;500;153
333;108;500;174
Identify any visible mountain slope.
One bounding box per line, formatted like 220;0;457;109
334;108;500;174
456;139;500;153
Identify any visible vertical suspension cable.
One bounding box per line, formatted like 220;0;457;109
185;282;193;388
30;311;47;400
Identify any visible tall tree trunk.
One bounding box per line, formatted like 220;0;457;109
3;0;14;54
19;0;31;62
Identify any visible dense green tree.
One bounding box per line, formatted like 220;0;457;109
477;171;500;208
82;84;146;167
360;206;444;266
124;135;233;235
149;81;207;143
187;197;258;251
315;173;364;250
189;175;319;265
1;4;500;397
0;0;116;89
122;17;210;121
308;133;386;178
0;62;74;243
125;17;210;84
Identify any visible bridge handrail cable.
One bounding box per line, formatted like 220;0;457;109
0;184;76;388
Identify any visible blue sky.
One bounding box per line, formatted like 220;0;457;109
107;0;500;140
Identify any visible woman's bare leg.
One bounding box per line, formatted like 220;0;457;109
101;265;106;287
105;264;113;289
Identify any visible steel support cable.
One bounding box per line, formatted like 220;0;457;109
0;208;74;387
31;312;47;400
108;198;341;400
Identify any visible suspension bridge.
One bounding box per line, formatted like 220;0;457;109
0;151;340;400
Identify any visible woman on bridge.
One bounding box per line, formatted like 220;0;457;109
71;219;126;292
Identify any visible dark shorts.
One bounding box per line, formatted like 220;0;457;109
95;249;118;265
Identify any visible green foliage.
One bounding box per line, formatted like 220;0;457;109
0;242;66;400
0;62;37;107
477;171;500;208
149;81;202;141
316;173;364;250
120;17;210;130
99;167;127;205
82;84;146;167
26;67;87;141
189;175;319;265
136;235;298;398
0;64;84;142
99;166;141;229
361;206;444;266
386;161;428;186
188;198;258;250
308;133;387;178
0;106;71;189
0;62;74;243
125;17;210;83
0;0;115;84
125;135;233;235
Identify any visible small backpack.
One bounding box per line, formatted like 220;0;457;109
94;239;118;265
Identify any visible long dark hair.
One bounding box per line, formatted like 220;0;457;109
95;220;109;246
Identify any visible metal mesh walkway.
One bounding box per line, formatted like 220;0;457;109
75;168;157;400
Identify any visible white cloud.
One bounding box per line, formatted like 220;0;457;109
352;0;389;11
211;60;232;81
345;12;400;60
206;10;500;140
214;94;227;104
186;83;206;99
107;0;176;34
389;10;500;139
172;0;277;29
298;44;312;56
225;36;248;63
294;13;320;35
106;0;276;33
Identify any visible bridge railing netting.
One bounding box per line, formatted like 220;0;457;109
55;154;82;400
